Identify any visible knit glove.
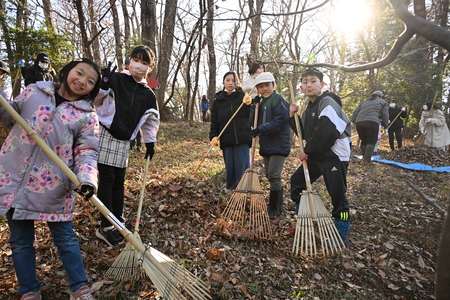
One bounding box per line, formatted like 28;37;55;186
100;62;117;90
145;142;155;160
253;96;262;104
426;118;437;124
210;136;220;148
251;128;261;137
401;107;406;111
243;94;252;105
77;185;95;200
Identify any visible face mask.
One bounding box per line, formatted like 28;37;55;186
423;105;428;111
128;60;149;80
389;103;396;108
39;62;48;69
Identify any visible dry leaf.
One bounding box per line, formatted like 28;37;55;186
211;272;225;282
418;255;426;268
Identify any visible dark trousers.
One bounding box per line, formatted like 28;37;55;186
130;131;142;150
97;163;126;228
290;160;350;221
202;111;207;122
388;127;402;150
356;121;379;146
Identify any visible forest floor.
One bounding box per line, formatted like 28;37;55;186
1;121;449;300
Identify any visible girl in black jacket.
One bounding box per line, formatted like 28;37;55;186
209;71;252;191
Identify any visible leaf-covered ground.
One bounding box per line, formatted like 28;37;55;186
1;121;448;300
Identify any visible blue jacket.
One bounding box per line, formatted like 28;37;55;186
252;91;290;157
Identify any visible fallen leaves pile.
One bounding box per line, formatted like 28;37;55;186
380;144;450;167
0;122;448;299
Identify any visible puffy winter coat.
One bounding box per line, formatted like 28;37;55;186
419;109;450;148
252;91;290;157
209;87;251;149
0;81;99;221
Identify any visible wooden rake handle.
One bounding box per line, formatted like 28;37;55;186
134;156;150;234
422;92;438;134
293;109;317;220
0;95;182;288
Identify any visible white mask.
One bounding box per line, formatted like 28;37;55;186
389;103;396;108
39;62;48;69
423;105;428;111
128;60;149;80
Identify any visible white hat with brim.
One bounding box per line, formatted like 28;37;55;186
254;72;275;88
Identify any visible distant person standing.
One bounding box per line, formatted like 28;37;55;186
242;60;265;99
0;60;9;99
201;95;209;122
388;100;407;151
419;101;450;150
351;91;389;163
21;52;57;86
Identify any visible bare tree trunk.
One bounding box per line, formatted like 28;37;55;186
121;0;131;55
109;0;123;68
141;0;157;56
436;205;450;299
249;0;263;58
155;0;177;121
206;0;216;106
73;0;92;59
88;0;101;63
41;0;56;32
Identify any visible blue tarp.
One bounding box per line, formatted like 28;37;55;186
354;155;450;173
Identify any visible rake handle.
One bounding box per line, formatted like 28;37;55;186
134;156;150;234
293;109;317;220
0;94;182;288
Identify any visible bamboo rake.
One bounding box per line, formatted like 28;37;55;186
0;95;211;300
105;156;151;281
220;102;272;241
291;109;345;257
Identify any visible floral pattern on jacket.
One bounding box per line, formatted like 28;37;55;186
0;81;99;221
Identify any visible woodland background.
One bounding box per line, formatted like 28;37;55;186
1;0;450;299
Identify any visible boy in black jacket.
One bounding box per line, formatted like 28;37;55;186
290;68;351;245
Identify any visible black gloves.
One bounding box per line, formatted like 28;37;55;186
251;128;261;137
145;142;155;160
77;185;95;200
253;96;262;104
100;62;117;90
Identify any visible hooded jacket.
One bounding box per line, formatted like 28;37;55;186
209;87;251;149
351;95;389;128
0;81;99;221
252;90;290;157
291;92;351;162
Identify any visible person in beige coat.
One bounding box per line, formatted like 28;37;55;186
419;101;450;150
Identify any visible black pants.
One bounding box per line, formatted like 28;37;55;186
356;121;379;146
202;110;207;122
97;163;126;228
388;127;402;150
291;160;350;221
130;131;142;150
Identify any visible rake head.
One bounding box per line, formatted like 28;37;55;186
105;234;145;282
292;191;345;257
219;169;272;241
140;246;211;300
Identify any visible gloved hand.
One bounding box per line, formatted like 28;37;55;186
253;96;262;104
401;107;406;111
101;62;117;90
145;142;155;160
243;94;251;105
251;128;261;137
18;59;25;68
426;118;437;124
77;185;95;200
210;136;220;148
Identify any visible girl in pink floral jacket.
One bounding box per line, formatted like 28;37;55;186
0;58;101;300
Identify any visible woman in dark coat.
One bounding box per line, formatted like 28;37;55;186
209;71;252;191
